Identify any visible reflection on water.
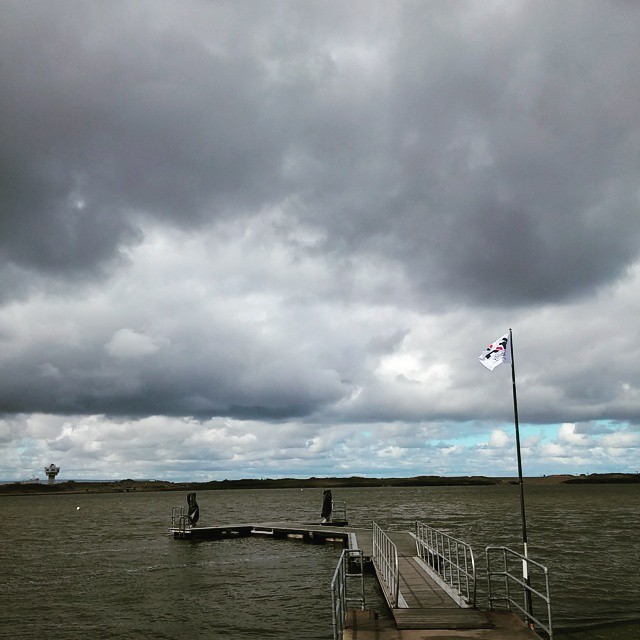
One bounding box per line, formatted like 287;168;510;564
1;484;638;639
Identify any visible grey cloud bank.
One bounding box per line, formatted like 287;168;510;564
1;0;639;480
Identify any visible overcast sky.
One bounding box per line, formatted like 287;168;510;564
1;0;639;481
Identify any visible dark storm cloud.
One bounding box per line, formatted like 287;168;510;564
1;0;640;441
2;1;639;307
0;304;347;419
353;1;640;306
0;0;285;289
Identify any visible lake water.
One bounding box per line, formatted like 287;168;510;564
1;484;639;639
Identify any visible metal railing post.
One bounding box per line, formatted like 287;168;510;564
486;546;553;639
331;548;365;640
414;521;477;607
373;522;399;607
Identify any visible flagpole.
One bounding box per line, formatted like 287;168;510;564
509;328;534;623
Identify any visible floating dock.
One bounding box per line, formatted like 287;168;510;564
169;514;552;640
169;520;357;544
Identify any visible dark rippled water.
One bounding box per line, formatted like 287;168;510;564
1;484;639;639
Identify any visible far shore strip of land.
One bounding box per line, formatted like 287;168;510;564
1;472;638;496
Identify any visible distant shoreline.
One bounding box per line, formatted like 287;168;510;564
1;472;638;496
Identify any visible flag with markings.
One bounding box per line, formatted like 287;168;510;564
478;332;511;370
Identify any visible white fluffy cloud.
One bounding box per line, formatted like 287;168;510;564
105;329;163;359
2;413;638;480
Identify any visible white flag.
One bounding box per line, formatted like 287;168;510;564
479;332;511;370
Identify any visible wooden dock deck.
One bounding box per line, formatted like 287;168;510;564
344;609;542;639
169;520;362;544
169;520;545;640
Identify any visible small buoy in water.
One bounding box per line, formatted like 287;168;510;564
76;506;80;510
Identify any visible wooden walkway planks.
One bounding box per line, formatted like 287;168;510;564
386;531;420;557
397;557;460;610
393;607;492;631
345;610;542;639
350;529;373;557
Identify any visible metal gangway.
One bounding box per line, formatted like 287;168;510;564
334;520;552;639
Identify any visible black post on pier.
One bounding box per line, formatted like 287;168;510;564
508;329;534;625
321;489;332;523
187;492;200;527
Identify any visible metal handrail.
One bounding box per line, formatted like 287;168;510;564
171;506;190;533
330;548;365;640
415;521;477;606
332;500;347;522
486;546;553;639
372;522;400;607
171;506;183;527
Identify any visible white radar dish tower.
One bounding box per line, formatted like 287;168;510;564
44;463;60;484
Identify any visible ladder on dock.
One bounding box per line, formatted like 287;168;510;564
331;548;366;640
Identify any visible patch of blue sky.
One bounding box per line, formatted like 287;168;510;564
440;423;561;448
439;433;483;447
521;423;559;440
